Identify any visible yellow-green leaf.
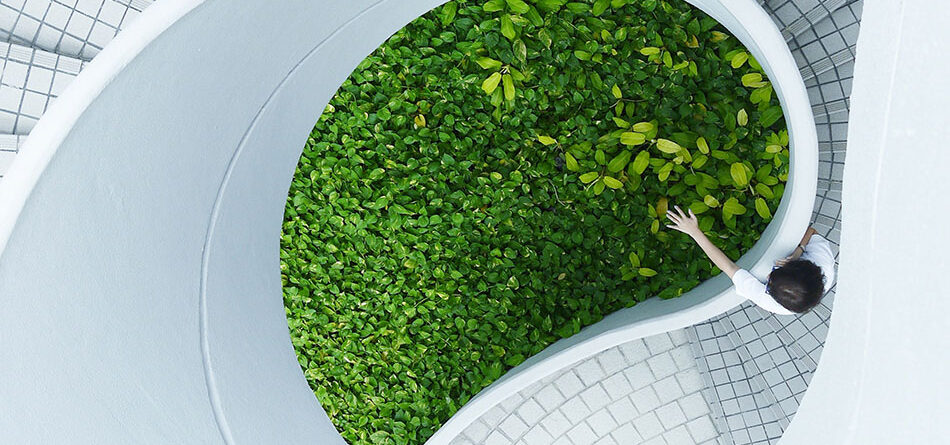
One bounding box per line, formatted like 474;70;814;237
629;251;640;267
689;201;710;214
611;84;622;99
632;150;650;174
482;72;502;94
662;51;673;68
656;138;682;154
741;73;763;87
620;132;646;146
731;51;749;68
766;144;783;153
565;152;579;171
730;162;749;187
414;115;426;128
658;162;673;181
755;198;772;219
737;108;748;127
593;178;606;195
607;150;632;173
696;136;709;154
579;172;599;183
704;195;720;207
640;46;660;55
755;183;774;199
537;135;557;145
612;117;630;128
638;267;658;277
656;197;668;218
603;176;623;189
475;57;502;70
632;121;654;132
710;31;729;42
502;74;515;101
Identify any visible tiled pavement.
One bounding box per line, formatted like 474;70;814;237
450;330;723;445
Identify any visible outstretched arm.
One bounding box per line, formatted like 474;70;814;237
666;206;740;279
775;226;819;266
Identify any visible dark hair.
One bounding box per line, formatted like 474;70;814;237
767;259;825;313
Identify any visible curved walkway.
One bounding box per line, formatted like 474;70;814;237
451;330;721;445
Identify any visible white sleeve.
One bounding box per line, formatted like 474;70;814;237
732;269;796;315
800;234;837;293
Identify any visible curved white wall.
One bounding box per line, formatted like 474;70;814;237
0;0;815;443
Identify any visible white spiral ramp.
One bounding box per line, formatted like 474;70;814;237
0;0;829;443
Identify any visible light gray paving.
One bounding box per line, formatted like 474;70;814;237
450;330;723;445
0;0;152;61
0;41;84;135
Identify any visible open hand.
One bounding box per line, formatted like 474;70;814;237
666;205;701;238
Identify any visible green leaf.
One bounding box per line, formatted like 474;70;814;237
737;108;748;127
750;85;773;104
500;15;516;40
620;132;646;146
723;197;747;215
656;138;682;154
482;72;502;94
607;150;632;173
611;84;622;99
704;195;720;207
579;172;600;183
612;117;630;128
640;46;660;55
440;2;457;25
755;198;772;219
505;0;530;13
638;267;658;277
593;178;606;195
730;162;749;187
760;106;784;127
592;0;610;15
603;176;623;189
574;50;592;61
537;135;557;145
536;0;566;12
484;0;506;12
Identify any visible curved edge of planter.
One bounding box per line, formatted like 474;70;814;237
426;0;818;441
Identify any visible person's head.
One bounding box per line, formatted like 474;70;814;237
767;259;825;313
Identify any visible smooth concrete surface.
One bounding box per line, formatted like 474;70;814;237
0;0;815;444
780;0;950;443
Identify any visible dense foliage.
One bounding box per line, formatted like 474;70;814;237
280;0;788;443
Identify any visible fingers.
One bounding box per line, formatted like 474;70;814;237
666;210;680;224
674;205;687;220
688;208;696;219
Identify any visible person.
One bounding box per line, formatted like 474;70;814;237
665;205;835;315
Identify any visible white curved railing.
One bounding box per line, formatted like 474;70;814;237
0;0;815;443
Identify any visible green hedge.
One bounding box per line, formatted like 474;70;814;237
281;0;788;443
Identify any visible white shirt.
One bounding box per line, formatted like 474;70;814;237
732;234;837;315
